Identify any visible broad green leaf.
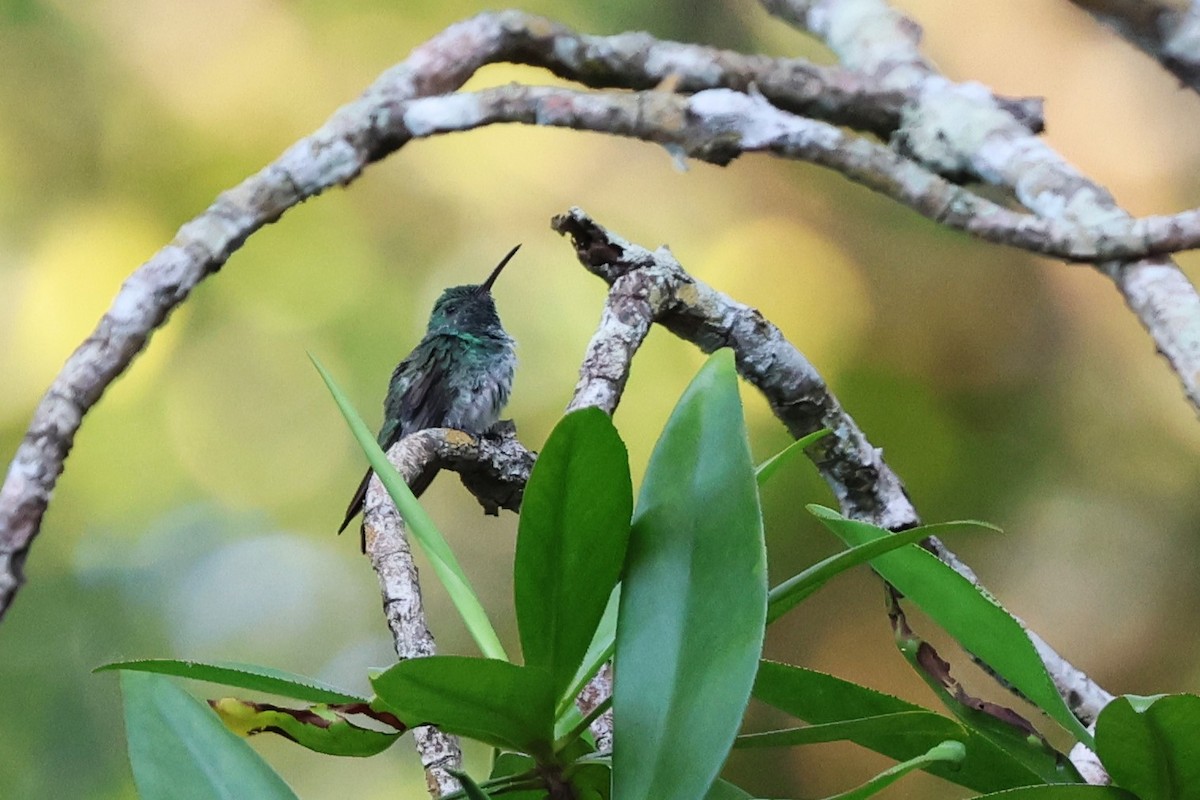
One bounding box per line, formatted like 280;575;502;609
755;428;831;486
311;354;506;661
808;504;1092;746
568;763;612;800
767;519;997;624
487;752;544;800
614;350;767;800
753;661;1065;793
372;656;555;761
516;407;632;704
96;658;366;704
889;603;1080;786
1095;693;1200;799
736;710;964;749
120;671;298;800
970;789;1138;799
211;697;400;757
557;586;618;720
819;740;964;800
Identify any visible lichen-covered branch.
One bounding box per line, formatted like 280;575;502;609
441;11;1042;138
566;269;658;415
395;86;1200;263
361;426;533;796
551;205;1115;732
561;275;663;749
1069;0;1200;93
760;0;1200;414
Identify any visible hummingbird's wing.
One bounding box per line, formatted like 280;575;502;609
382;337;459;447
338;338;456;534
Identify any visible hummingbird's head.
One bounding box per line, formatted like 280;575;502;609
425;245;520;337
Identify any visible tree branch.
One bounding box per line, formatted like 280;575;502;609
760;0;1200;415
1069;0;1200;92
551;205;1115;737
361;426;533;796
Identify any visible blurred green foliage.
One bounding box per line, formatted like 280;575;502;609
2;1;1200;798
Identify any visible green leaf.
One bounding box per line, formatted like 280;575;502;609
120;671;298;800
808;504;1092;746
818;740;964;800
888;601;1080;786
311;354;506;661
969;789;1139;799
371;656;555;761
752;661;1067;793
568;762;613;800
614;349;767;800
704;779;756;800
487;752;544;800
211;697;400;757
557;586;618;721
736;710;964;749
516;407;632;704
1095;693;1200;799
96;659;366;704
755;428;831;486
449;769;494;800
767;519;996;624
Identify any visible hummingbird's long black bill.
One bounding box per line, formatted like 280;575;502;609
480;244;521;292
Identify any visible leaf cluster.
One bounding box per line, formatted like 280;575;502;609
98;351;1199;800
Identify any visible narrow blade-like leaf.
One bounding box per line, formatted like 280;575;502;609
736;710;964;749
311;354;506;661
753;661;1066;793
755;428;831;486
614;350;767;800
449;769;494;800
888;599;1079;785
767;520;996;624
809;504;1092;746
97;658;365;704
818;741;964;800
516;407;632;703
969;789;1137;799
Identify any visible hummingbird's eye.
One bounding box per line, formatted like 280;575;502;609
444;302;458;315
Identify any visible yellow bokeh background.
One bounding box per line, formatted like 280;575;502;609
2;1;1200;798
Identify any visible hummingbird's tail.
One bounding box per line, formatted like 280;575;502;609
338;468;373;534
337;466;440;535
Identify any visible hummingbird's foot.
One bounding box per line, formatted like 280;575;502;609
485;419;517;438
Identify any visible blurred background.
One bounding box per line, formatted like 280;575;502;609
1;0;1199;797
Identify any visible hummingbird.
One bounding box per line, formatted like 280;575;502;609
338;244;520;534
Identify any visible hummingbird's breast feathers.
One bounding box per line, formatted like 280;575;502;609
381;327;515;447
